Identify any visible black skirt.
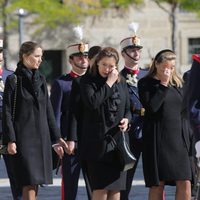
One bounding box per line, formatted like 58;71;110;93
86;151;127;190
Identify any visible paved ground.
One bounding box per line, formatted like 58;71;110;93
0;157;177;200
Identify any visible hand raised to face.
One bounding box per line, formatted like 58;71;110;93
156;60;175;86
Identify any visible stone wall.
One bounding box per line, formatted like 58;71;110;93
6;0;200;75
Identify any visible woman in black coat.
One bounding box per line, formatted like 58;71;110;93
138;49;192;200
79;47;131;200
2;41;67;200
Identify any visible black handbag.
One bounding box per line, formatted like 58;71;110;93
105;130;136;172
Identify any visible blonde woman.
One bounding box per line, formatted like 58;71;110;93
138;49;192;200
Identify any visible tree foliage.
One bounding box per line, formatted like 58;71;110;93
0;0;143;67
0;0;143;31
4;0;101;29
152;0;200;51
100;0;143;8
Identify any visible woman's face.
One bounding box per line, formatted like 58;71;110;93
23;47;43;70
156;60;175;77
98;56;117;78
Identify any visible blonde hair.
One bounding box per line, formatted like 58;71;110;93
147;50;183;88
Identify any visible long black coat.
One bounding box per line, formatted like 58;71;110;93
79;74;131;161
138;77;193;187
2;66;61;186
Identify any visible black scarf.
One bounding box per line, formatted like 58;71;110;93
16;62;42;96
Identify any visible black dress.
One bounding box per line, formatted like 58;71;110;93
80;73;131;190
138;77;192;187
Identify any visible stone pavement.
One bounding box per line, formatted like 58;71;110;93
0;157;177;200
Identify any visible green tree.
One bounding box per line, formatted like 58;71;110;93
0;0;143;67
2;0;143;30
100;0;200;52
153;0;200;52
0;0;98;67
5;0;100;29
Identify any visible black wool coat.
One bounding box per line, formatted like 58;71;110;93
2;66;61;186
79;74;131;161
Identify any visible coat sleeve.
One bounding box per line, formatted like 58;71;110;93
138;78;169;114
50;80;63;128
123;80;132;122
80;76;114;110
44;78;61;143
67;78;80;141
2;75;16;143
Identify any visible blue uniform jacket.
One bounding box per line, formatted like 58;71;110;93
50;73;74;139
189;54;200;129
120;67;148;139
0;69;13;135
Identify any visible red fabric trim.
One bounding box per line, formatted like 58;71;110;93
124;66;139;75
61;160;65;200
0;68;3;76
69;71;79;78
192;54;200;63
163;191;165;200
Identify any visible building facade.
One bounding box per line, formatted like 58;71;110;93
4;0;200;82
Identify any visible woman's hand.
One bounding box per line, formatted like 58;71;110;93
53;144;64;159
7;142;17;155
57;138;68;153
157;67;173;86
106;68;119;87
66;141;75;155
118;118;129;132
160;68;171;86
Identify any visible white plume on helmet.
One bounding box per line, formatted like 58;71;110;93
73;25;83;41
67;25;89;56
128;22;139;36
120;22;143;51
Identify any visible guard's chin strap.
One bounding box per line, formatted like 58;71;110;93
74;63;88;70
124;50;138;61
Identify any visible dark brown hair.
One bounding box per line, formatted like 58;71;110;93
90;47;119;76
88;46;102;60
19;41;43;61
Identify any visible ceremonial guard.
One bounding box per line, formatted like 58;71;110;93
120;23;148;200
50;26;89;200
189;53;200;200
188;54;200;141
